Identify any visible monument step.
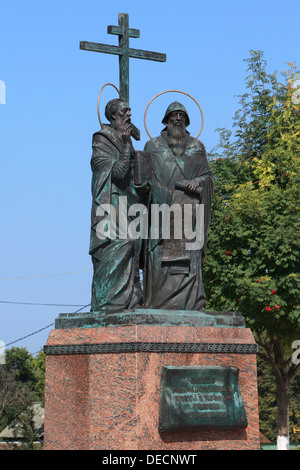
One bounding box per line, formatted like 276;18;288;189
55;308;245;330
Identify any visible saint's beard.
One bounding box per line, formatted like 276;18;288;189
166;122;187;156
114;115;131;135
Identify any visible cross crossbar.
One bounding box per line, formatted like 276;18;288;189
107;25;140;38
80;13;166;140
80;41;166;62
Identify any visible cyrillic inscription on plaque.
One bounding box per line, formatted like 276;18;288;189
158;366;247;432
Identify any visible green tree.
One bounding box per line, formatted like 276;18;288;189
257;356;277;442
32;350;45;406
11;396;39;450
257;356;300;443
4;347;45;402
0;347;45;448
0;365;24;432
5;347;37;387
204;51;300;449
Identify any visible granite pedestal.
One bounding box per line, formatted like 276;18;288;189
43;309;260;450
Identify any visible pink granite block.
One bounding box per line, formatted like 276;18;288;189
44;354;90;450
44;325;259;450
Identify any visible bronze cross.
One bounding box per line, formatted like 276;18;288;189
80;12;166;140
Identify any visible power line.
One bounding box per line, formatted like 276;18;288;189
0;303;90;350
3;323;56;349
71;304;90;314
0;269;92;280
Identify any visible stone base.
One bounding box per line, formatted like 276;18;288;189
43;321;260;450
55;308;245;329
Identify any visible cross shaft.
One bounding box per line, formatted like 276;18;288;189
80;12;166;140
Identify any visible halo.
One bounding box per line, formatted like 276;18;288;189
97;83;122;128
144;90;204;139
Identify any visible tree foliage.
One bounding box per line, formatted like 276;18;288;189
204;51;300;441
257;357;300;442
0;347;45;448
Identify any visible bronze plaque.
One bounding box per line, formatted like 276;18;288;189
158;366;247;432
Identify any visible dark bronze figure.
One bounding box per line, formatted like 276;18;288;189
142;101;214;310
89;98;143;312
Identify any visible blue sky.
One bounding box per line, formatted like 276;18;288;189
0;0;299;354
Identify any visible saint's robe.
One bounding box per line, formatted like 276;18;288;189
143;130;213;310
89;125;143;312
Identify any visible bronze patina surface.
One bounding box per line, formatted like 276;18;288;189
55;308;245;329
159;366;247;432
142;103;214;310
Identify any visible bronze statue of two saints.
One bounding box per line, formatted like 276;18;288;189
89;97;213;313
